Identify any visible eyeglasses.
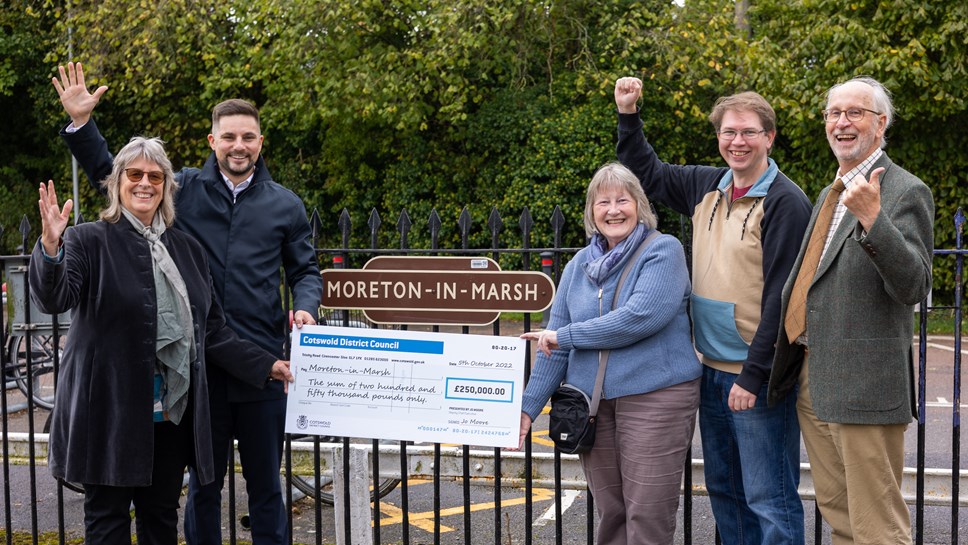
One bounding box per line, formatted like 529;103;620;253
717;129;767;141
822;108;881;123
124;168;165;185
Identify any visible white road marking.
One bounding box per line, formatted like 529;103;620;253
534;489;581;527
923;400;967;409
923;342;968;356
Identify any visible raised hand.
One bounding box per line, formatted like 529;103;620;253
51;62;108;128
37;180;73;257
614;77;643;114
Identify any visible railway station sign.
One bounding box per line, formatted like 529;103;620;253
321;256;555;325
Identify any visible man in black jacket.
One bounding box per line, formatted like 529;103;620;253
53;62;323;545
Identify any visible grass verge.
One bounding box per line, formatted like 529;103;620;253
916;308;967;335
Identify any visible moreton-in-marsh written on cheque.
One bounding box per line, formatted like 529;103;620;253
285;325;525;448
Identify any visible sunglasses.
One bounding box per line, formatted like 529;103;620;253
124;168;165;185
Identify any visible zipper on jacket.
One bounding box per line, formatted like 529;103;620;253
738;197;761;240
707;191;761;241
707;192;725;231
598;286;604;399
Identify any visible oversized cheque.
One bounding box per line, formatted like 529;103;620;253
285;325;525;448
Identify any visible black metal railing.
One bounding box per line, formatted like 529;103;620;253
1;206;964;545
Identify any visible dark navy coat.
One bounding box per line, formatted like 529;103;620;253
61;120;322;402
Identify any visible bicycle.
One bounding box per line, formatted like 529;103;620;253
5;332;61;410
3;257;69;410
288;435;401;505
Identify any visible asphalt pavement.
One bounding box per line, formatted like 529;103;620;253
2;334;965;544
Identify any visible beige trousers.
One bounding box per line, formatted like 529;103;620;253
798;358;911;545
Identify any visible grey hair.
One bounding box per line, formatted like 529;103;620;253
826;76;894;148
99;136;178;226
583;162;657;237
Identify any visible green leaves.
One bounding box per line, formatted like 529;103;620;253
1;0;965;299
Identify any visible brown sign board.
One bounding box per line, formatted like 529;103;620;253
320;256;555;326
361;257;502;325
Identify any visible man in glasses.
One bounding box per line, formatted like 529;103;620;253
615;77;811;545
770;76;933;545
52;62;322;545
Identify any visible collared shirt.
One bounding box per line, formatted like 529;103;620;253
42;245;64;263
797;148;883;347
820;148;882;259
221;170;255;202
69;121;257;201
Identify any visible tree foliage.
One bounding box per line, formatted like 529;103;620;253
1;0;965;297
0;1;64;248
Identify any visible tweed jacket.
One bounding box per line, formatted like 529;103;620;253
31;220;277;487
767;153;934;425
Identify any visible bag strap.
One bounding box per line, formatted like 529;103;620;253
589;229;660;417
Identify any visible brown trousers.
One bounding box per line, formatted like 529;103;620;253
580;378;700;545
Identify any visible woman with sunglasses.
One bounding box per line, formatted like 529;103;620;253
30;136;292;545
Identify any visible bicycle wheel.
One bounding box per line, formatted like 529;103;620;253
289;436;400;505
10;334;60;410
43;411;85;493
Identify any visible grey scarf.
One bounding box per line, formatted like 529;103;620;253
121;208;195;424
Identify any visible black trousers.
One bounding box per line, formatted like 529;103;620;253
83;418;193;545
184;395;288;545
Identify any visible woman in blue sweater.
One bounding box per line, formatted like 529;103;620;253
519;163;701;545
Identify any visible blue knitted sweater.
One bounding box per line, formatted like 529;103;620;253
521;231;702;420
